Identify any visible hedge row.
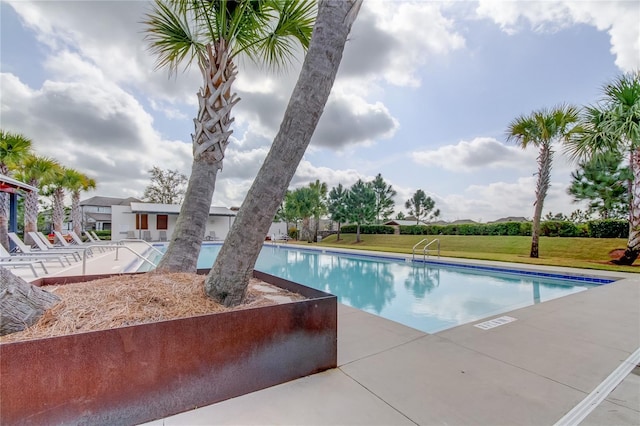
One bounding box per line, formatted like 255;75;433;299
340;224;395;234
340;220;628;238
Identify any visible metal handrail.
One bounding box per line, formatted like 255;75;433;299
412;238;440;261
412;238;428;261
81;243;157;275
118;238;164;256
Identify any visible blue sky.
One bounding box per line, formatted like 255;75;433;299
1;1;638;222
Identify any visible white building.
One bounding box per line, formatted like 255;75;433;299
111;202;287;242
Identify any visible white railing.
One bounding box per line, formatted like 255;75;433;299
412;238;440;261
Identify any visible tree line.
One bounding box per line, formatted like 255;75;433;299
0;130;96;250
275;173;440;243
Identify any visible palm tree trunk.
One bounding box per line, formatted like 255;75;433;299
0;192;9;250
23;188;39;246
206;0;362;306
0;267;60;336
71;191;82;236
613;147;640;265
53;187;65;232
156;42;237;272
356;223;361;242
155;158;221;272
530;143;553;258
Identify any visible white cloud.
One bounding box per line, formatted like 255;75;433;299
411;137;533;172
476;0;640;72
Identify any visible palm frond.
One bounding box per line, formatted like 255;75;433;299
142;0;204;75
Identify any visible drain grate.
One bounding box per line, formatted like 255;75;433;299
474;316;517;330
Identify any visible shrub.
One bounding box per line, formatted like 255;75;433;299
539;221;580;237
93;230;111;240
587;220;628;238
341;224;395;234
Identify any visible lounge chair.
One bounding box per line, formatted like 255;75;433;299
159;230;167;241
68;231;104;253
0;258;47;277
0;244;57;274
31;232;83;258
90;231;106;241
6;233;71;266
142;230;152;241
23;232;83;261
126;230;136;239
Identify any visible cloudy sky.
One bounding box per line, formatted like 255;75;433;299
1;0;638;222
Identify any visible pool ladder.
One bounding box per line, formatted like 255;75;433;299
412;238;440;261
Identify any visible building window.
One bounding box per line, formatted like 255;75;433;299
157;215;168;230
136;214;148;230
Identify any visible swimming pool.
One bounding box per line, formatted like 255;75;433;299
142;244;613;333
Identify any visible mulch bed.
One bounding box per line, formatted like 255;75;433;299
0;273;305;343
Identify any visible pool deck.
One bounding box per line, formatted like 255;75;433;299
10;241;639;425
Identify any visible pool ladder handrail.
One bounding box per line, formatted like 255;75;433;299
81;243;158;275
412;238;440;261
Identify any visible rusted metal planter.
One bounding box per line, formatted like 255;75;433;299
1;270;337;425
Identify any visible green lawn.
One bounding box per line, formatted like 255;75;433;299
300;234;639;273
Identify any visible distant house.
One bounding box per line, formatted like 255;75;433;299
80;196;141;231
384;219;428;226
449;219;478;225
489;216;529;223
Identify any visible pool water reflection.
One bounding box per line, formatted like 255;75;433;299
188;245;604;333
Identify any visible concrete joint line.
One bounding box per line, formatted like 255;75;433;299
554;346;640;426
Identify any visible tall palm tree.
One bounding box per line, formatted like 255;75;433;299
48;168;96;234
64;170;97;236
507;104;579;258
0;130;33;250
206;0;362;306
142;0;316;273
565;72;640;264
15;155;61;245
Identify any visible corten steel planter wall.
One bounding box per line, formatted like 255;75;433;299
1;270;337;425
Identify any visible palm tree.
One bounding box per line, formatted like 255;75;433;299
64;170;96;237
49;168;96;235
507;104;579;258
565;72;640;264
15;155;61;245
206;0;362;306
142;0;316;273
0;130;33;250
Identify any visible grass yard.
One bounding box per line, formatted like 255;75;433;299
307;234;638;273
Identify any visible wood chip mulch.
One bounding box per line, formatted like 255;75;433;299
0;273;306;343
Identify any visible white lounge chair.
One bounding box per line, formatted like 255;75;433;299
142;230;152;241
22;232;83;261
0;258;47;277
6;233;71;266
90;231;106;241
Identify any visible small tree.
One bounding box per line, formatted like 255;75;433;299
327;183;349;240
346;179;376;242
567;152;630;219
371;173;396;223
405;189;440;224
143;166;188;204
309;179;328;242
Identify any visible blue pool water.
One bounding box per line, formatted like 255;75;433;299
147;244;611;333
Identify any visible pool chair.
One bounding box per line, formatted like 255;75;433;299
6;233;72;266
68;231;105;253
25;232;84;261
159;230;167;241
142;230;152;241
0;258;48;277
90;231;106;241
0;242;62;267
